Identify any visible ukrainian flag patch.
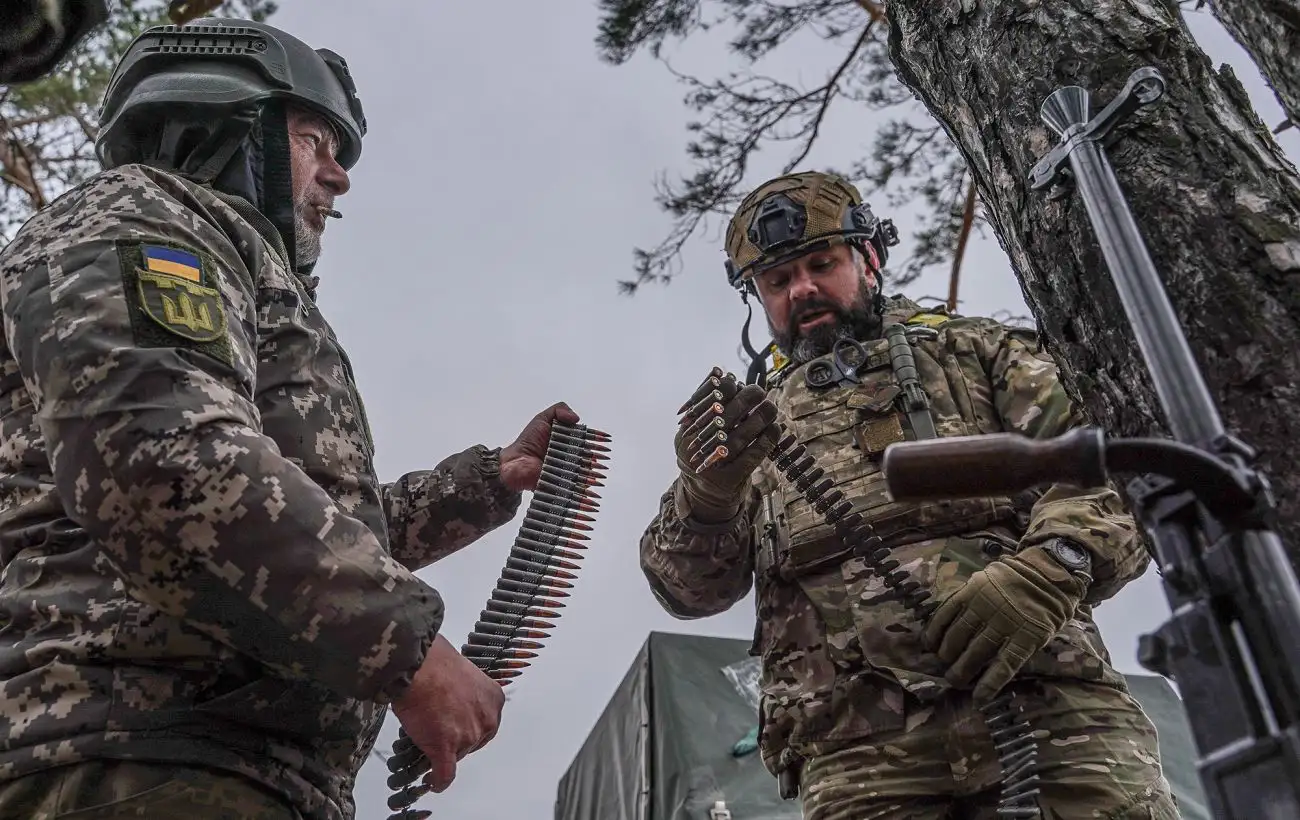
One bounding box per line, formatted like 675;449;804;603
142;244;204;283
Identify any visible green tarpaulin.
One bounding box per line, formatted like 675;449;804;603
554;631;1208;820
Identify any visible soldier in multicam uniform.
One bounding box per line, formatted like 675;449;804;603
640;171;1181;819
0;17;581;820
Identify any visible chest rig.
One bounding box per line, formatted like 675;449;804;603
752;317;1019;583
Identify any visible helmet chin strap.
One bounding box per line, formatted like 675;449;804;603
179;109;258;184
738;285;773;387
255;102;302;273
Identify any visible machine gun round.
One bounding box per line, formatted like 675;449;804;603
382;420;612;820
679;367;938;620
682;366;1043;815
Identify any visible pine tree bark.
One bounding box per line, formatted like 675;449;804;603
1204;0;1300;128
883;0;1300;564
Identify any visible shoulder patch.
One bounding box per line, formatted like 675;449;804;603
116;241;234;367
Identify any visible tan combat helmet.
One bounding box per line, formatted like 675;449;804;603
723;171;899;386
723;171;898;291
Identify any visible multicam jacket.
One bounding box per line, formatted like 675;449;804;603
640;297;1149;778
0;164;521;820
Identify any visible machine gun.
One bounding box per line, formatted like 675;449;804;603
880;67;1300;820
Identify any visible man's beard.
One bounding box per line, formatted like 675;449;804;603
771;277;881;365
294;207;322;268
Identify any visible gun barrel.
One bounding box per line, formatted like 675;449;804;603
881;427;1106;501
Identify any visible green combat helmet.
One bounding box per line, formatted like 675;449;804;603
722;171;899;386
95;18;366;274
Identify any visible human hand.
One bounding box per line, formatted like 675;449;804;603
675;367;780;523
391;634;506;793
498;401;582;493
923;545;1087;702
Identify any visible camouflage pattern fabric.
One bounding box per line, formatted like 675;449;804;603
799;680;1179;819
0;163;522;820
0;760;301;819
640;296;1152;782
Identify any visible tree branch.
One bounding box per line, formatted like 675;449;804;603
0;110;48;210
852;0;886;23
947;177;976;312
600;0;975;298
784;21;876;170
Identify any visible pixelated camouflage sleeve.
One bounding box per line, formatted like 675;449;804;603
981;322;1148;604
639;477;759;618
0;186;441;706
382;444;523;571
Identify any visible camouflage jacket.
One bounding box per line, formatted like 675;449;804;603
640;297;1149;777
0;165;522;820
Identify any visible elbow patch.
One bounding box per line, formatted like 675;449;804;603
117;240;234;368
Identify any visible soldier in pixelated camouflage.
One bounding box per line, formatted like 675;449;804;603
0;17;581;820
640;171;1180;819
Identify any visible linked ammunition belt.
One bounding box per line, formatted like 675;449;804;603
384;421;612;820
684;367;1042;816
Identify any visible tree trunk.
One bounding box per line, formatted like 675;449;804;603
883;0;1300;565
1205;0;1300;129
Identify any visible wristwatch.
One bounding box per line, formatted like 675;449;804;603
1041;537;1093;580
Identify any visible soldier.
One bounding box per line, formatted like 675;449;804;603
0;17;581;820
640;171;1180;819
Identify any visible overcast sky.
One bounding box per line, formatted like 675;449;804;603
253;4;1299;819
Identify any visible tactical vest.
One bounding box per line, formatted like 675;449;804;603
751;318;1024;583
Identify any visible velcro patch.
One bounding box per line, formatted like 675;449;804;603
854;414;906;455
847;381;901;413
116;241;234;367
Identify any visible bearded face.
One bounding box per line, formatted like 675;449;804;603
757;244;882;366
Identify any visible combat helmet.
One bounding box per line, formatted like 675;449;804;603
95;18;367;273
723;171;899;384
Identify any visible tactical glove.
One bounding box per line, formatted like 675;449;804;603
675;368;781;523
923;544;1088;703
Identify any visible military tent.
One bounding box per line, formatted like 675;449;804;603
554;631;1208;820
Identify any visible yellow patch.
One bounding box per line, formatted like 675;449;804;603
905;311;950;328
136;270;227;343
770;344;789;372
141;243;205;283
145;257;202;282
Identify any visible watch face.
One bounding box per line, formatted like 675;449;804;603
1051;540;1089;570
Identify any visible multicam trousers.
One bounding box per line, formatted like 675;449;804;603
800;679;1180;820
0;760;301;820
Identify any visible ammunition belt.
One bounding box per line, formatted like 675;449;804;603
383;421;613;820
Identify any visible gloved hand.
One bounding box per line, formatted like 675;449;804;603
675;367;780;523
923;544;1088;702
